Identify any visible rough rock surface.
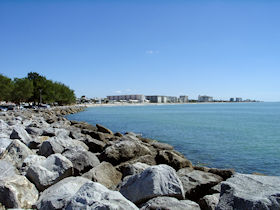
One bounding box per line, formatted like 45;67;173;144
96;123;114;135
118;162;150;179
83;161;122;190
10;125;32;145
83;135;106;153
140;196;200;210
198;193;220;210
65;182;138;210
216;173;280;210
120;164;185;204
62;149;100;175
2;139;34;170
100;139;152;165
0;138;12;158
38;136;88;157
0;119;12;138
155;150;192;171
177;168;223;201
21;155;47;173
0;160;38;209
35;177;92;210
26;153;73;191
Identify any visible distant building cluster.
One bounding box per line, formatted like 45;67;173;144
77;94;258;104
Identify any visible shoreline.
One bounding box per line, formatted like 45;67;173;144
0;105;279;209
82;101;261;108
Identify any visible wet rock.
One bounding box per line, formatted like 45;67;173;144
96;123;114;134
35;177;92;210
177;168;223;201
2;140;34;170
115;132;123;137
62;149;100;175
140;196;200;210
26;153;73;191
71;120;97;131
208;168;235;180
0;160;38;209
120;164;184;204
198;193;219;210
216;173;280;210
65;181;138;210
99;139;152;165
155;150;192;171
83;161;122;190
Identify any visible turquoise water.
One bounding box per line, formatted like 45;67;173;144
67;103;280;175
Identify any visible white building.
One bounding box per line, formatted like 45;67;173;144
198;95;213;102
107;95;145;103
179;95;188;103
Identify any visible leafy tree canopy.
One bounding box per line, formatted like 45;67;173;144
0;72;76;105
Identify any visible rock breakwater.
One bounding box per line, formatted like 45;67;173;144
0;106;279;210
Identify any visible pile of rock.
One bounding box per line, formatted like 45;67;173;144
0;107;279;210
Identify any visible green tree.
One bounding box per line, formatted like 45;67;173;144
27;72;76;105
11;78;33;104
27;72;48;104
0;74;13;102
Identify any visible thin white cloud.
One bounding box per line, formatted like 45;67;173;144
145;50;159;54
113;90;122;94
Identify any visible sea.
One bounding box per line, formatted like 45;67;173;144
67;102;280;176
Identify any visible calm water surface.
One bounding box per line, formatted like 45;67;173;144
67;102;280;175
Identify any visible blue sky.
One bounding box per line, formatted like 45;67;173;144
1;0;280;101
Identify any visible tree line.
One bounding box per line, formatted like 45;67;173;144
0;72;76;105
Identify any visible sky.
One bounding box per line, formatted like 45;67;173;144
1;0;280;101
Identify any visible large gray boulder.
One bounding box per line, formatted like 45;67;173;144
198;193;219;210
177;168;223;201
21;154;46;173
65;182;138;210
25;126;44;136
140;196;200;210
83;161;122;190
155;150;193;171
26;153;73;191
62;149;100;175
35;177;92;210
100;139;152;165
216;173;280;210
38;136;88;157
120;164;185;204
118;162;150;179
2;139;34;170
0;119;12;138
10;125;32;145
0;160;38;209
83;135;107;153
0;138;12;158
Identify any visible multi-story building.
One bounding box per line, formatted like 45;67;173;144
145;95;166;103
107;95;145;103
198;95;213;102
230;98;235;102
236;97;242;102
179;95;188;103
167;96;178;103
